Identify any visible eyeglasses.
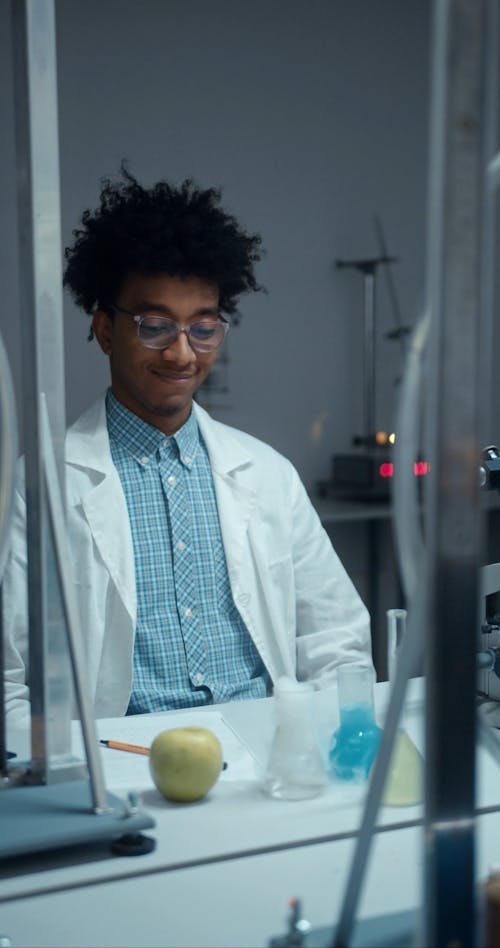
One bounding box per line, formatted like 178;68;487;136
108;304;230;353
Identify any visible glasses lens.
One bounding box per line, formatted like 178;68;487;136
189;320;226;352
138;316;177;349
136;315;227;351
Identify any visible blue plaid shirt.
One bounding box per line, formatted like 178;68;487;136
106;391;269;713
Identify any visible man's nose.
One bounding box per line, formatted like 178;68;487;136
161;328;196;362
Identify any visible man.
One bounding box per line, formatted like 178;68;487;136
4;168;371;724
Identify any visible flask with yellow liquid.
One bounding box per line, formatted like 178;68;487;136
382;609;423;807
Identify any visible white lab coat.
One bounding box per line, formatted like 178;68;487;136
3;396;371;726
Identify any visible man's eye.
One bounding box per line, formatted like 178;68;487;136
191;322;218;339
141;318;175;336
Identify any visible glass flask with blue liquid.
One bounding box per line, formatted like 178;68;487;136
329;663;382;781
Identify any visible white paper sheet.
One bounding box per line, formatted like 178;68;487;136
71;710;259;792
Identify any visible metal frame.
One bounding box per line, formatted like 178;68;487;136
332;2;494;946
0;0;156;857
9;0;108;797
423;2;486;941
11;0;71;776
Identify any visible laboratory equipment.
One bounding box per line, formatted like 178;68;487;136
386;608;407;685
0;0;154;860
0;329;17;586
0;326;18;774
316;229;427;504
382;609;423;808
475;450;500;701
329;664;382;782
264;677;327;801
317;252;397;503
273;2;497;943
484;869;500;947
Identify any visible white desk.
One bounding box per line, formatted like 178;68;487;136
1;680;500;948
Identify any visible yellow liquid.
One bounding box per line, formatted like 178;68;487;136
382;729;423;807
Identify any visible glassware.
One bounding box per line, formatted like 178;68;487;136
382;608;423;806
263;678;327;800
386;608;407;684
329;663;382;781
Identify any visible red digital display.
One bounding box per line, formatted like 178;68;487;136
379;463;394;478
378;461;429;478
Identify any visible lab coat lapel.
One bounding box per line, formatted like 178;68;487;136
65;397;136;623
211;468;256;581
193;402;256;583
78;478;136;622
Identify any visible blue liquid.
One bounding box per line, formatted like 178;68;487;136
329;704;382;781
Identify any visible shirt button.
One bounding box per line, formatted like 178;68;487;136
184;455;192;465
193;673;203;686
167;475;176;487
177;540;186;552
238;592;251;606
184;606;193;618
141;456;149;465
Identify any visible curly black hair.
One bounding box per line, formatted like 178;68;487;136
63;165;263;316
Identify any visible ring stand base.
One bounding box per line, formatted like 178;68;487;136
270;909;415;947
0;780;155;860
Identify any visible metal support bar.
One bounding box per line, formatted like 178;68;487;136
41;397;109;813
363;272;375;442
11;0;72;777
423;1;487;944
0;324;18;776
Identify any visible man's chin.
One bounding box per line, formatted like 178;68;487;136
145;393;195;422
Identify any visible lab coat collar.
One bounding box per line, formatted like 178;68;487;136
66;396;115;475
65;395;254;477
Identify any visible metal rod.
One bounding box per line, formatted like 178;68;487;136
423;1;487;944
363;272;375;442
481;0;500;451
12;0;48;777
0;326;18;776
0;585;6;776
41;398;109;814
0;328;18;584
11;0;72;777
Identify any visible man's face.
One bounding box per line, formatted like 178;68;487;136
93;273;220;434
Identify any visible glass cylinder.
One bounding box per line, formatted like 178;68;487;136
386;608;407;684
329;663;382;781
263;678;327;801
383;607;423;806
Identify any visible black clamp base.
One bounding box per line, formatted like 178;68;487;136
110;833;156;857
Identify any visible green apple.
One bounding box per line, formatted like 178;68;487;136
149;726;224;803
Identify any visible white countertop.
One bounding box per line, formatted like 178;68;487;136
2;678;500;948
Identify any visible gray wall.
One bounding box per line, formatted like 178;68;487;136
1;0;431;491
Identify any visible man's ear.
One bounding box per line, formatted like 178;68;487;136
92;310;113;356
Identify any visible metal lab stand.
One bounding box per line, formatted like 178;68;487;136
325;2;498;946
0;0;154;859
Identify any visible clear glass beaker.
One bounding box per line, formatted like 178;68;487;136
263;678;327;801
329;663;382;781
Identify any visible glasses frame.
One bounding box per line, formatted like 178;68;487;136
107;304;230;352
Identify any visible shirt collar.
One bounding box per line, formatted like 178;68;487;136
106;389;200;469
